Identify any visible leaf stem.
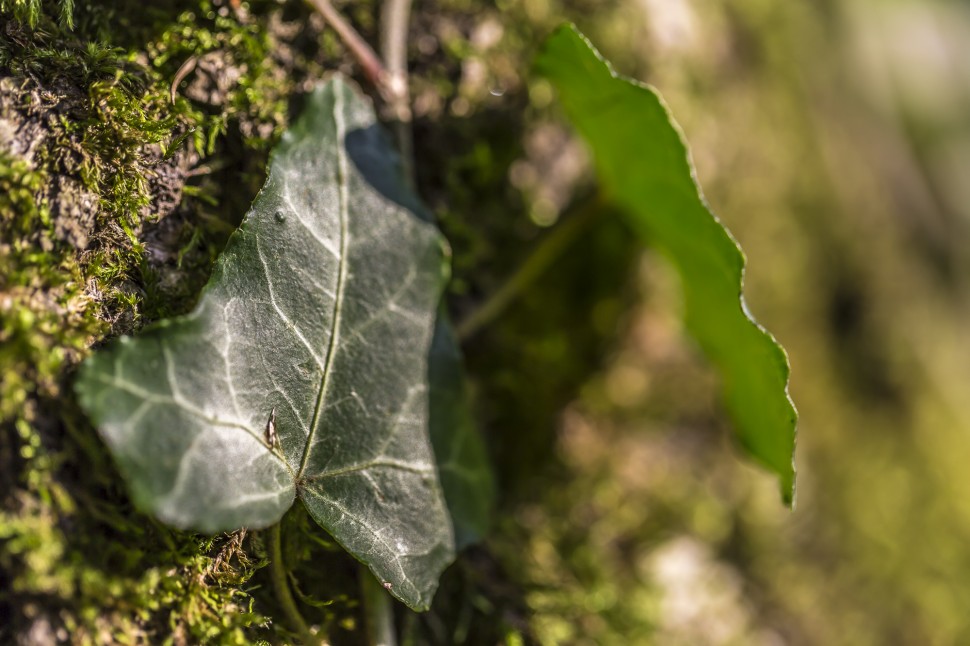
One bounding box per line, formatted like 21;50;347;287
456;198;606;341
269;522;322;645
361;569;397;646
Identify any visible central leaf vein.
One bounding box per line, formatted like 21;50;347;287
299;86;351;478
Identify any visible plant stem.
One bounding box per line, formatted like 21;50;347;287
268;522;321;645
361;570;397;646
380;0;414;184
304;0;414;182
456;199;606;341
305;0;387;91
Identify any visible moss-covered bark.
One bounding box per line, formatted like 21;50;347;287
0;3;325;642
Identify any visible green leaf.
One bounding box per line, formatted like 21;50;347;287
535;25;797;503
429;314;495;548
76;78;456;610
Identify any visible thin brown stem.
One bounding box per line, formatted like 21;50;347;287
305;0;387;92
305;0;415;180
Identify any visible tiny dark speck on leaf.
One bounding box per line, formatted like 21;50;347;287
274;209;286;223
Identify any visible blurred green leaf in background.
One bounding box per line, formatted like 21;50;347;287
536;24;797;503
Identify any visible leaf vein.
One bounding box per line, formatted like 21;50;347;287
220;300;244;419
305;458;434;482
254;350;310;438
254;232;327;369
283;186;340;258
88;370;261;440
302;487;410;580
298;83;351;478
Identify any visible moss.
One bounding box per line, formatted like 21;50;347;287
0;0;74;29
0;495;268;644
0;2;327;641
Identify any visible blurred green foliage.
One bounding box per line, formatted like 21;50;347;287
535;24;796;502
485;0;970;644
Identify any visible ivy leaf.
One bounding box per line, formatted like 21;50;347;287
536;25;797;503
76;78;456;610
429;315;495;548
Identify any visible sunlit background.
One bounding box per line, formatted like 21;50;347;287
455;0;970;643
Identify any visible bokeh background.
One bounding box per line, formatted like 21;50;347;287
444;0;970;644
